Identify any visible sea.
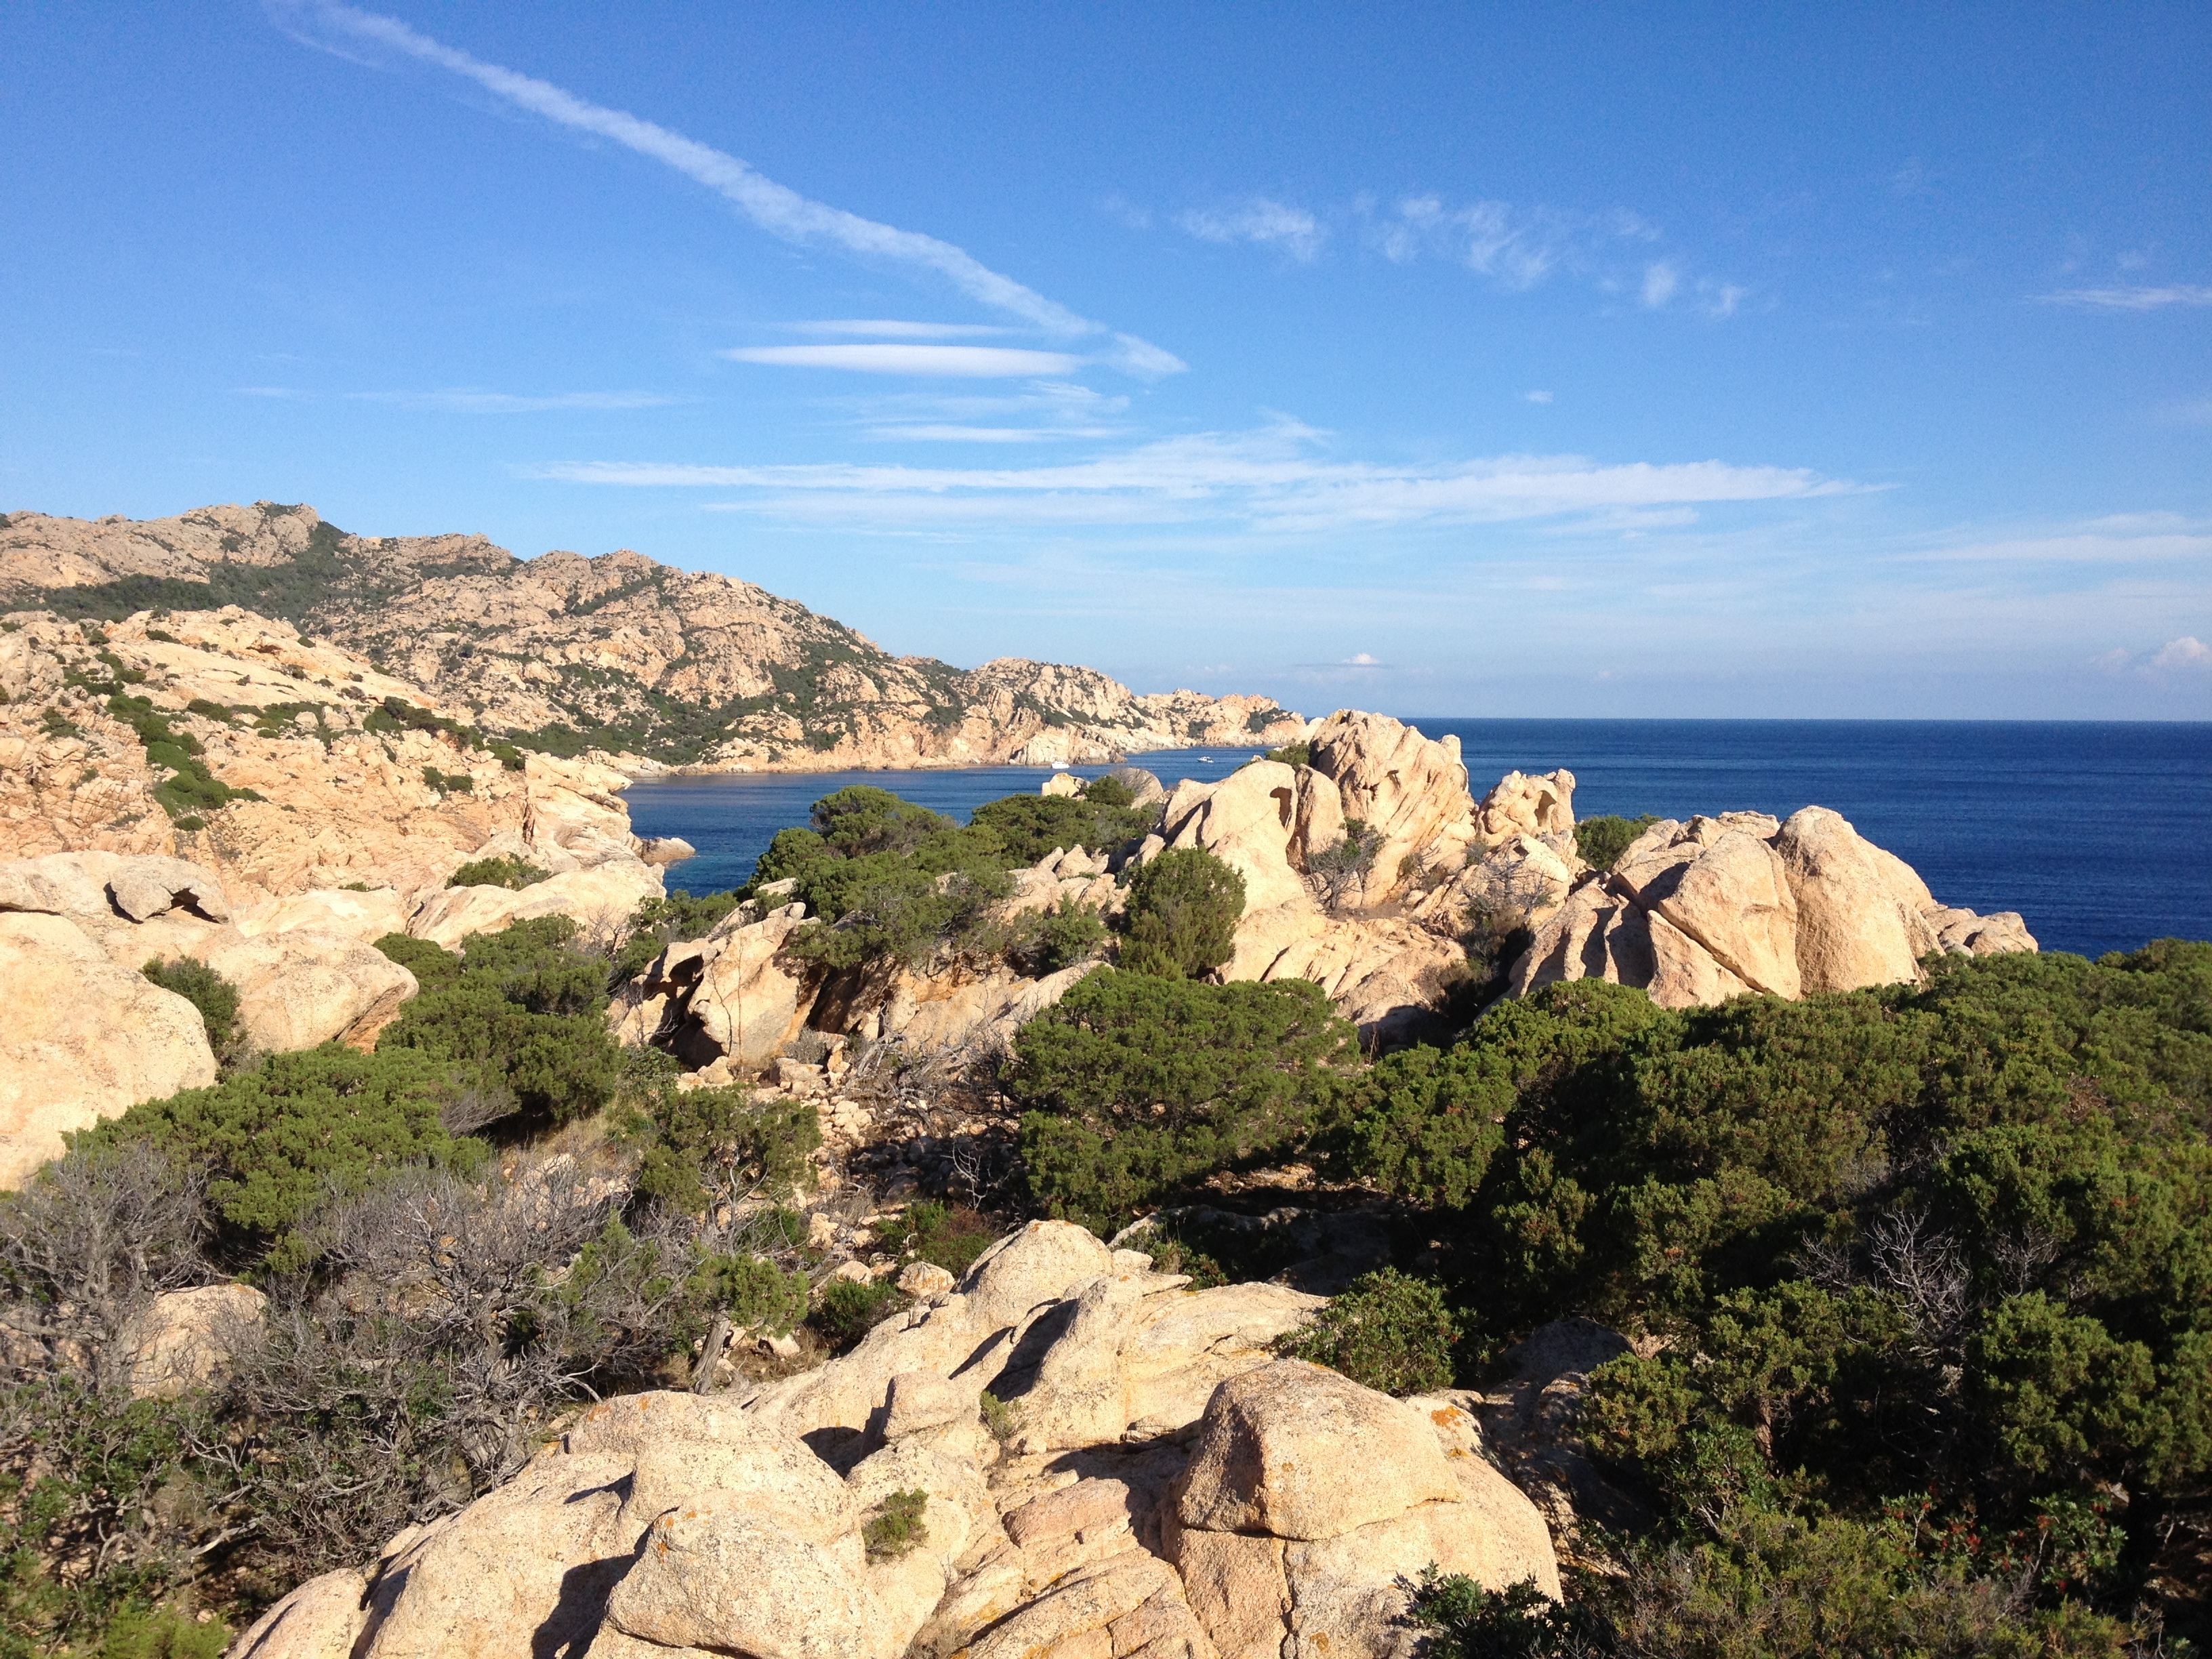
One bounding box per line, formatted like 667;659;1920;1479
621;720;2212;961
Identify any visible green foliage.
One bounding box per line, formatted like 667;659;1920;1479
1263;741;1311;769
1079;774;1137;808
1002;897;1109;975
1007;971;1359;1229
968;792;1154;865
979;1390;1018;1443
1117;847;1245;979
73;1047;470;1271
625;1084;821;1214
1277;1268;1460;1395
862;1489;929;1560
609;887;749;985
683;1252;810;1338
104;693;261;821
1573;813;1658;871
810;1277;907;1353
1404;1570;1610;1659
1246;706;1292;733
447;855;550;890
373;917;621;1128
420;765;473;795
872;1201;997;1277
1392;943;2212;1643
141;958;245;1069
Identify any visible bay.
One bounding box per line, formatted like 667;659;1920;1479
621;720;2212;960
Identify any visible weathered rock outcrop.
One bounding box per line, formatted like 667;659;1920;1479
1513;808;2036;1008
119;1284;268;1401
229;1222;1560;1659
2;503;1304;773
0;907;216;1187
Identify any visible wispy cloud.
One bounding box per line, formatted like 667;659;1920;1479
1368;195;1660;291
268;1;1183;374
1641;262;1680;308
1523;390;1554;404
535;422;1851;536
2032;285;2212;311
1902;513;2212;565
788;319;1012;339
863;424;1119;444
722;344;1085;377
1179;199;1327;262
2150;636;2212;670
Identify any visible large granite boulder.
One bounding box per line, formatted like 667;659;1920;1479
1304;711;1480;906
0;910;216;1187
408;859;665;951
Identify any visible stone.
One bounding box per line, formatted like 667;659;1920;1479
1305;711;1479;905
603;1496;891;1659
1042;771;1082;797
407;859;665;951
615;912;814;1071
226;1566;369;1659
1160;758;1309;912
881;1370;975;1439
0;911;216;1189
965;1551;1178;1659
897;1261;956;1300
1177;1361;1461;1541
1616;821;1800;999
184;926;419;1052
1164;1523;1290;1659
107;855;233;923
235;886;409;943
1476;769;1576;846
121;1284;266;1399
1774;806;1930;994
355;1453;635;1659
1003;1478;1140;1547
637;835;696;865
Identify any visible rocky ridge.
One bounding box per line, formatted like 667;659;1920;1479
0;503;1304;771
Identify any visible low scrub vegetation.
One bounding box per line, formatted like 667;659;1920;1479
1573;813;1659;870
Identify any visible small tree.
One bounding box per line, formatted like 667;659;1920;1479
1118;847;1245;979
1277;1268;1460;1395
143;956;248;1070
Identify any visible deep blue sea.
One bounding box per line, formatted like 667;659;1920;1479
622;720;2212;960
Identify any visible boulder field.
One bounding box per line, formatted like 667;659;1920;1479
227;1221;1559;1659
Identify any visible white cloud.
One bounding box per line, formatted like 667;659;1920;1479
1641;262;1680;308
2032;285;2212;310
537;422;1850;536
864;424;1118;443
1345;652;1381;665
268;1;1183;373
1179;199;1327;262
2150;636;2212;670
722;345;1085;377
1523;390;1554;404
790;319;1010;338
1903;514;2212;565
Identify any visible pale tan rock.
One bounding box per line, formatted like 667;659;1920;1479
236;886;408;942
224;1566;368;1659
1929;906;2038;956
1042;771;1082;797
408;859;663;951
1773;806;1929;994
0;912;216;1189
887;960;1101;1055
1160;759;1305;912
356;1453;634;1659
1288;764;1346;871
965;1551;1178;1659
1475;769;1576;846
188;926;418;1051
896;1262;958;1301
108;855;234;922
121;1284;266;1399
848;1438;1000;1651
619;912;814;1071
1004;1478;1141;1548
1305;712;1479;904
603;1496;892;1659
1162;1520;1288;1659
1177;1361;1461;1541
882;1369;975;1438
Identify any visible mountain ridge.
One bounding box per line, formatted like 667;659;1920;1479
0;501;1303;770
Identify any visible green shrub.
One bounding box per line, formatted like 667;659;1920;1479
1117;847;1245;979
862;1489;928;1559
683;1252;810;1338
1079;774;1137;808
373;918;622;1127
142;957;245;1068
1403;1570;1610;1659
72;1046;472;1271
626;1084;820;1214
447;855;549;890
809;1278;907;1353
979;1390;1018;1443
1002;897;1108;975
609;888;748;985
1277;1268;1459;1395
1264;742;1311;769
1572;813;1658;870
872;1201;996;1277
1006;971;1358;1229
968;792;1154;864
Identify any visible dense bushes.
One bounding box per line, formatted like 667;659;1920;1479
373;916;622;1128
1116;846;1244;979
1573;813;1658;870
1336;942;2212;1647
447;855;549;890
1278;1268;1459;1395
622;1082;821;1214
1006;970;1358;1229
143;956;247;1069
968;789;1153;864
609;886;749;983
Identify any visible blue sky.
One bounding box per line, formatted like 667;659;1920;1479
3;3;2208;720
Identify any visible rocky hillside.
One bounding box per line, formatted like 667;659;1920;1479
0;503;1303;769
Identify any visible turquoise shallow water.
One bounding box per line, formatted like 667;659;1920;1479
621;720;2212;960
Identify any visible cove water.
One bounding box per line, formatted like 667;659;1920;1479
621;720;2212;961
